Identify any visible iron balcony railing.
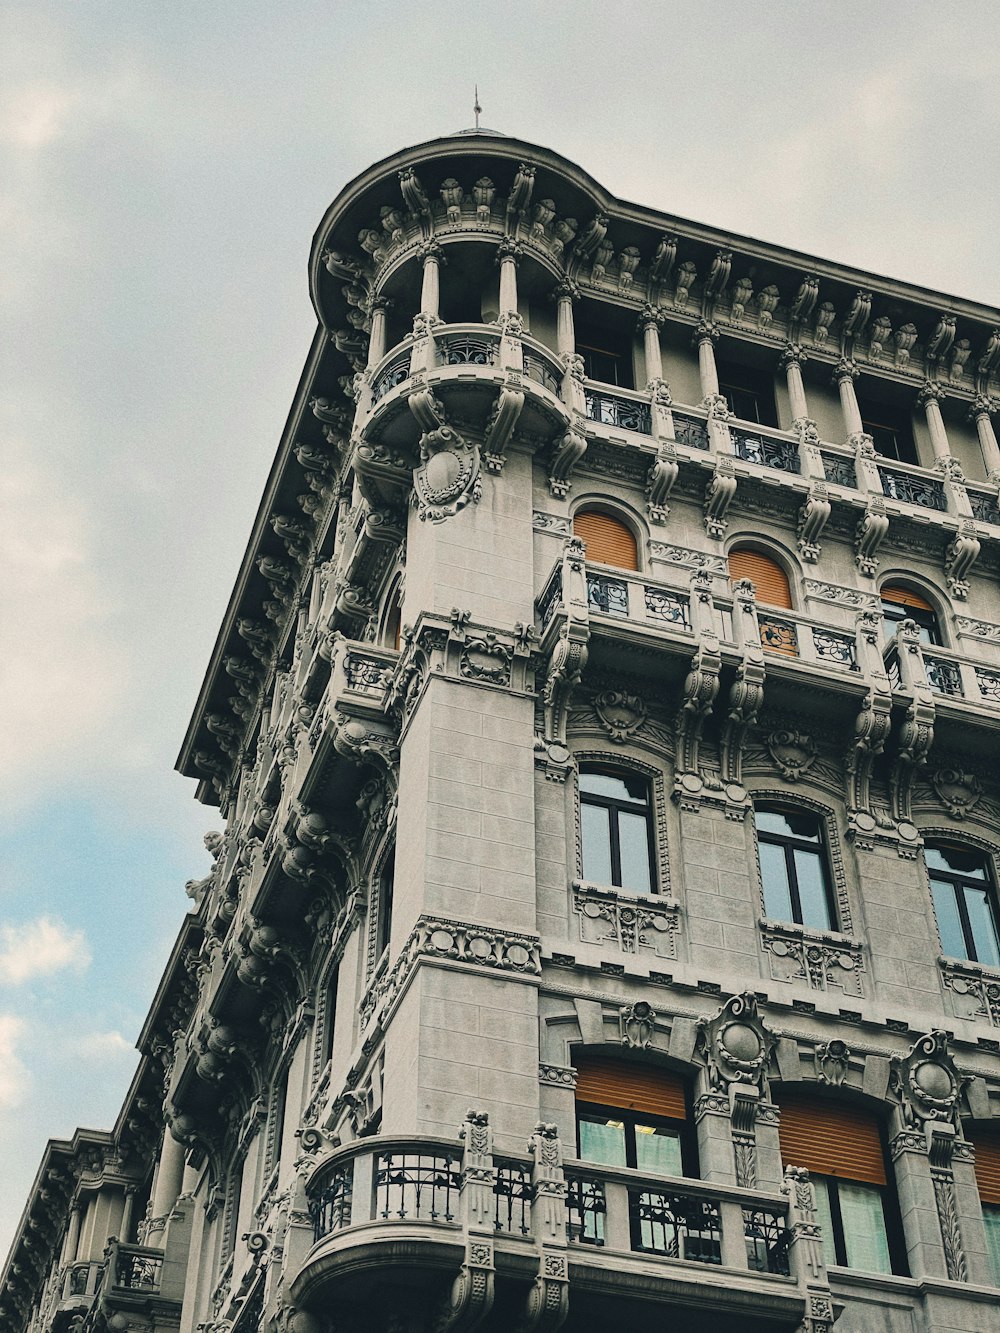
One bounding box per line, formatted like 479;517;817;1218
370;352;411;402
437;331;499;367
821;449;856;488
730;426;800;474
672;410;710;451
584;386;653;435
878;464;947;510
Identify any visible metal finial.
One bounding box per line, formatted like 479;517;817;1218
474;86;482;131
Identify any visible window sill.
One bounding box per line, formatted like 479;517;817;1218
758;917;861;949
574;879;678;908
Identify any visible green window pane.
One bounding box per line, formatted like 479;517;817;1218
793;848;832;931
580;771;647;804
634;1125;682;1177
812;1177;836;1269
926;844;986;878
756;808;820;842
984;1206;1000;1287
967;887;1000;969
759;841;793;921
581;803;612;885
618;811;652;895
578;1118;627;1168
839;1182;891;1274
931;879;967;959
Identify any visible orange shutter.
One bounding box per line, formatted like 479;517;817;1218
969;1128;1000;1205
881;585;934;613
573;512;638;571
575;1055;686;1120
728;550;792;608
774;1092;886;1185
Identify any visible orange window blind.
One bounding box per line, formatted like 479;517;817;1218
575;1055;686;1120
881;585;934;613
573;511;638;571
728;550;792;608
969;1128;1000;1205
774;1092;886;1185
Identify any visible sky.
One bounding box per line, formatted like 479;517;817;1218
2;0;999;1262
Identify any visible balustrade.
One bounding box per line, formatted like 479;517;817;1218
730;426;800;474
967;486;1000;525
878;464;947;510
370;352;411;402
584;385;652;435
437;331;499;367
522;349;561;394
111;1245;164;1292
821;450;857;488
672;410;710;451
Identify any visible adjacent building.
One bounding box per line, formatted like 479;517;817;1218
6;128;1000;1333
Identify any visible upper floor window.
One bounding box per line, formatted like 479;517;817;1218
857;396;917;465
775;1091;904;1275
925;843;1000;969
967;1125;1000;1285
728;549;792;609
580;768;654;895
880;584;940;646
717;360;778;429
755;805;835;932
575;1054;694;1176
322;963;339;1067
573;511;638;571
375;854;395;963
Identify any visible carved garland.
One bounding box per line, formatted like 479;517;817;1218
571;750;671;899
747;788;853;934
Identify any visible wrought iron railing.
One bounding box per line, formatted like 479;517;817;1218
631;1188;722;1263
672;411;710;451
758;615;798;656
742;1206;791;1275
587;572;630;618
584;388;652;435
923;653;963;697
968;488;1000;525
878;467;946;510
565;1174;608;1246
375;1152;460;1222
344;653;391;695
439;334;498;367
644;586;690;628
494;1161;532;1235
821;451;856;487
975;668;1000;703
731;429;800;473
537;568;563;631
812;628;857;669
309;1164;354;1241
371;354;411;402
522;351;561;394
113;1249;163;1291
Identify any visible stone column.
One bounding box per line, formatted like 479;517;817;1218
150;1130;186;1226
366;298;390;368
120;1187;136;1244
970;396;1000;481
639;305;663;386
497;239;520;316
554;281;578;359
419;242;442;319
694;321;722;405
780;344;812;427
834;357;864;442
61;1204;82;1265
918;381;953;468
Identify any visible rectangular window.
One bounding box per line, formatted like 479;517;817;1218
926;844;1000;966
717;361;778;428
579;769;655;894
858;399;917;464
755;806;835;931
984;1205;1000;1285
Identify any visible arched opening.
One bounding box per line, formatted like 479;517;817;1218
753;803;836;931
573;510;638;571
579;766;655;895
727;549;792;608
880;584;941;645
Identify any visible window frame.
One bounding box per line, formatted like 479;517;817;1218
925;841;1000;967
880;587;941;646
754;803;837;932
858;400;918;465
579;766;657;895
575;1099;697;1178
716;360;779;429
812;1172;903;1274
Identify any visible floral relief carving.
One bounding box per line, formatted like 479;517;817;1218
939;957;1000;1026
760;921;865;997
573;882;679;959
459;636;512;686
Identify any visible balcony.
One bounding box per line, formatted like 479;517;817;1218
90;1241;182;1327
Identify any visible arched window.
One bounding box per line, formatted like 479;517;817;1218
967;1125;1000;1284
754;805;836;931
880;584;940;645
382;582;403;650
728;549;792;608
573;510;638;571
579;767;654;895
774;1090;904;1275
925;842;1000;968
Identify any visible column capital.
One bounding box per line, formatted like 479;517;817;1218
552;279;580;303
833;356;859;385
970;394;999;421
495;237;524;265
369;295;394;314
692;319;720;348
780;342;808;369
417;239;445;265
918;379;947;407
638;302;665;332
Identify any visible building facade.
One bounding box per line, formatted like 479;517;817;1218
5;129;1000;1333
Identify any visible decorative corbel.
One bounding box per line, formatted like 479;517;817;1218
788;274;820;339
944;521;981;599
888;621;935;826
704;456;737;539
720;580;766;787
854;497;889;577
702;249;732;320
645;441;678;523
975;329;1000;394
647;233;678;302
796;484;831;562
352;434;412;512
483;373;525;474
547;419;587;499
674;572;721;790
506;163;535;233
541;539;590;745
845;611;893;835
436;1110;498;1333
839;289;872;354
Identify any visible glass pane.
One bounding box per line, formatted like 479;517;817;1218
839;1182;891;1274
580;770;647;804
618;811;652;895
812;1177;836;1269
966;887;1000;969
759;842;793;921
578;1118;627;1167
756;808;820;842
983;1206;1000;1286
634;1125;682;1177
793;848;833;931
926;844;987;878
931;879;968;960
581;803;612;885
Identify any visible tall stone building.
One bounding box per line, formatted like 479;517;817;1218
6;129;1000;1333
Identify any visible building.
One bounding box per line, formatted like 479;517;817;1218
5;127;1000;1333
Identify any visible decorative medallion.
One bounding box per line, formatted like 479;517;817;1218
593;690;647;743
929;768;983;820
414;425;482;522
765;729;819;781
619;1001;655;1049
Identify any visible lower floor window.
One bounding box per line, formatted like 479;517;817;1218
578;1108;684;1177
812;1176;892;1274
984;1205;1000;1285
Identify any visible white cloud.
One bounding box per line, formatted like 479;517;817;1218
72;1029;134;1061
0;1015;30;1108
0;917;90;985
